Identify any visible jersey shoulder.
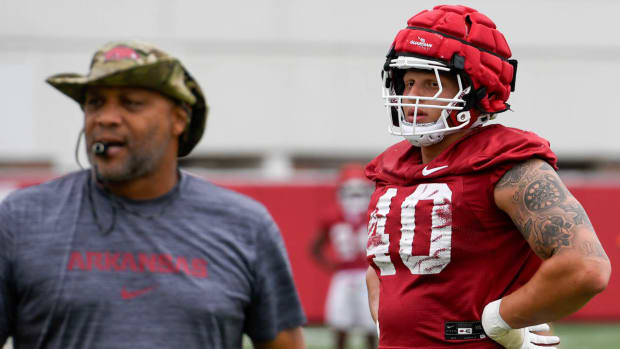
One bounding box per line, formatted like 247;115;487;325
442;124;558;173
365;125;557;186
365;140;421;186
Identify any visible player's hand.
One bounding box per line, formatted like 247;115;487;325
481;299;560;349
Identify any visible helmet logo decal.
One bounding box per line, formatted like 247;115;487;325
409;37;433;49
104;45;140;62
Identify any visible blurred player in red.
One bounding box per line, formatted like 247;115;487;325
364;5;611;349
311;164;377;349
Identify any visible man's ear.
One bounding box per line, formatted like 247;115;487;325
171;104;189;137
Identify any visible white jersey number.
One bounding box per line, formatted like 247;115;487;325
367;183;453;276
329;223;368;261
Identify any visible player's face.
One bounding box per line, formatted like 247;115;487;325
83;86;186;182
339;179;373;216
401;69;460;124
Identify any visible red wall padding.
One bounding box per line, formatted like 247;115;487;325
562;185;620;321
1;176;619;323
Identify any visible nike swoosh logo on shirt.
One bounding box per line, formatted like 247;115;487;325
121;286;155;300
422;165;449;176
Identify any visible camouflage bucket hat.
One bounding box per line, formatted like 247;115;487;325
46;40;208;157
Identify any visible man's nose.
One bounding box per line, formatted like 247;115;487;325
93;103;123;126
405;83;427;98
403;86;424;107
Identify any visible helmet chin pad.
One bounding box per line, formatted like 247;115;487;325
401;110;473;147
404;120;446;147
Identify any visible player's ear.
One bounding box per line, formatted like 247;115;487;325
171;103;189;137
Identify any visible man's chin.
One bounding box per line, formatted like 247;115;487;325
92;165;136;183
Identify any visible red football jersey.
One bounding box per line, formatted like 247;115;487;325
365;125;558;349
319;203;369;270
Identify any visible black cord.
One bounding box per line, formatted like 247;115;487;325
86;169;181;236
86;174;116;235
74;129;86;170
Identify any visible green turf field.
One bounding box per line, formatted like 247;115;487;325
3;323;619;348
242;322;620;349
553;323;620;349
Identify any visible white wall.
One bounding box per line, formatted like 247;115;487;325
1;0;619;172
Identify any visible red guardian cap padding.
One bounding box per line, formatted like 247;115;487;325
390;5;516;113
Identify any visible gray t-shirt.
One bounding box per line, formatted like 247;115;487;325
0;170;306;349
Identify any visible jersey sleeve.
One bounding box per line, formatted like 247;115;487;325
0;199;16;343
243;214;306;342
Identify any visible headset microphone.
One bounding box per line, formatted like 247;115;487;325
92;142;108;156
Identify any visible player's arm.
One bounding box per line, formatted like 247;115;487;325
492;158;611;327
252;327;305;349
366;266;379;323
310;229;336;271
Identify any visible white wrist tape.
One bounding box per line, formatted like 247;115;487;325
482;299;512;335
482;299;560;349
482;299;525;348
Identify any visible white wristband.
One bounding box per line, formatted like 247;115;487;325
482;299;560;349
481;299;512;337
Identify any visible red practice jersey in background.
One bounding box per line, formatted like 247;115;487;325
318;203;369;270
365;125;558;349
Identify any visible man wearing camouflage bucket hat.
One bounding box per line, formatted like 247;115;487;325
47;40;207;158
0;41;306;348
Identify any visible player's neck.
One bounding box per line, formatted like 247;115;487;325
420;129;472;164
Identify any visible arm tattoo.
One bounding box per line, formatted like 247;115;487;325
559;202;593;227
524;175;565;211
579;241;607;258
496;162;529;188
533;215;573;257
512;216;533;241
497;159;608;260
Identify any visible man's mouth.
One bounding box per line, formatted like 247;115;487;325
405;111;428;124
93;139;127;157
104;143;126;156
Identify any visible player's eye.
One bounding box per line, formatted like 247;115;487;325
121;97;145;110
403;80;415;92
83;96;104;111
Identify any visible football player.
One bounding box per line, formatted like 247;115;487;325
365;5;611;349
311;164;377;349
